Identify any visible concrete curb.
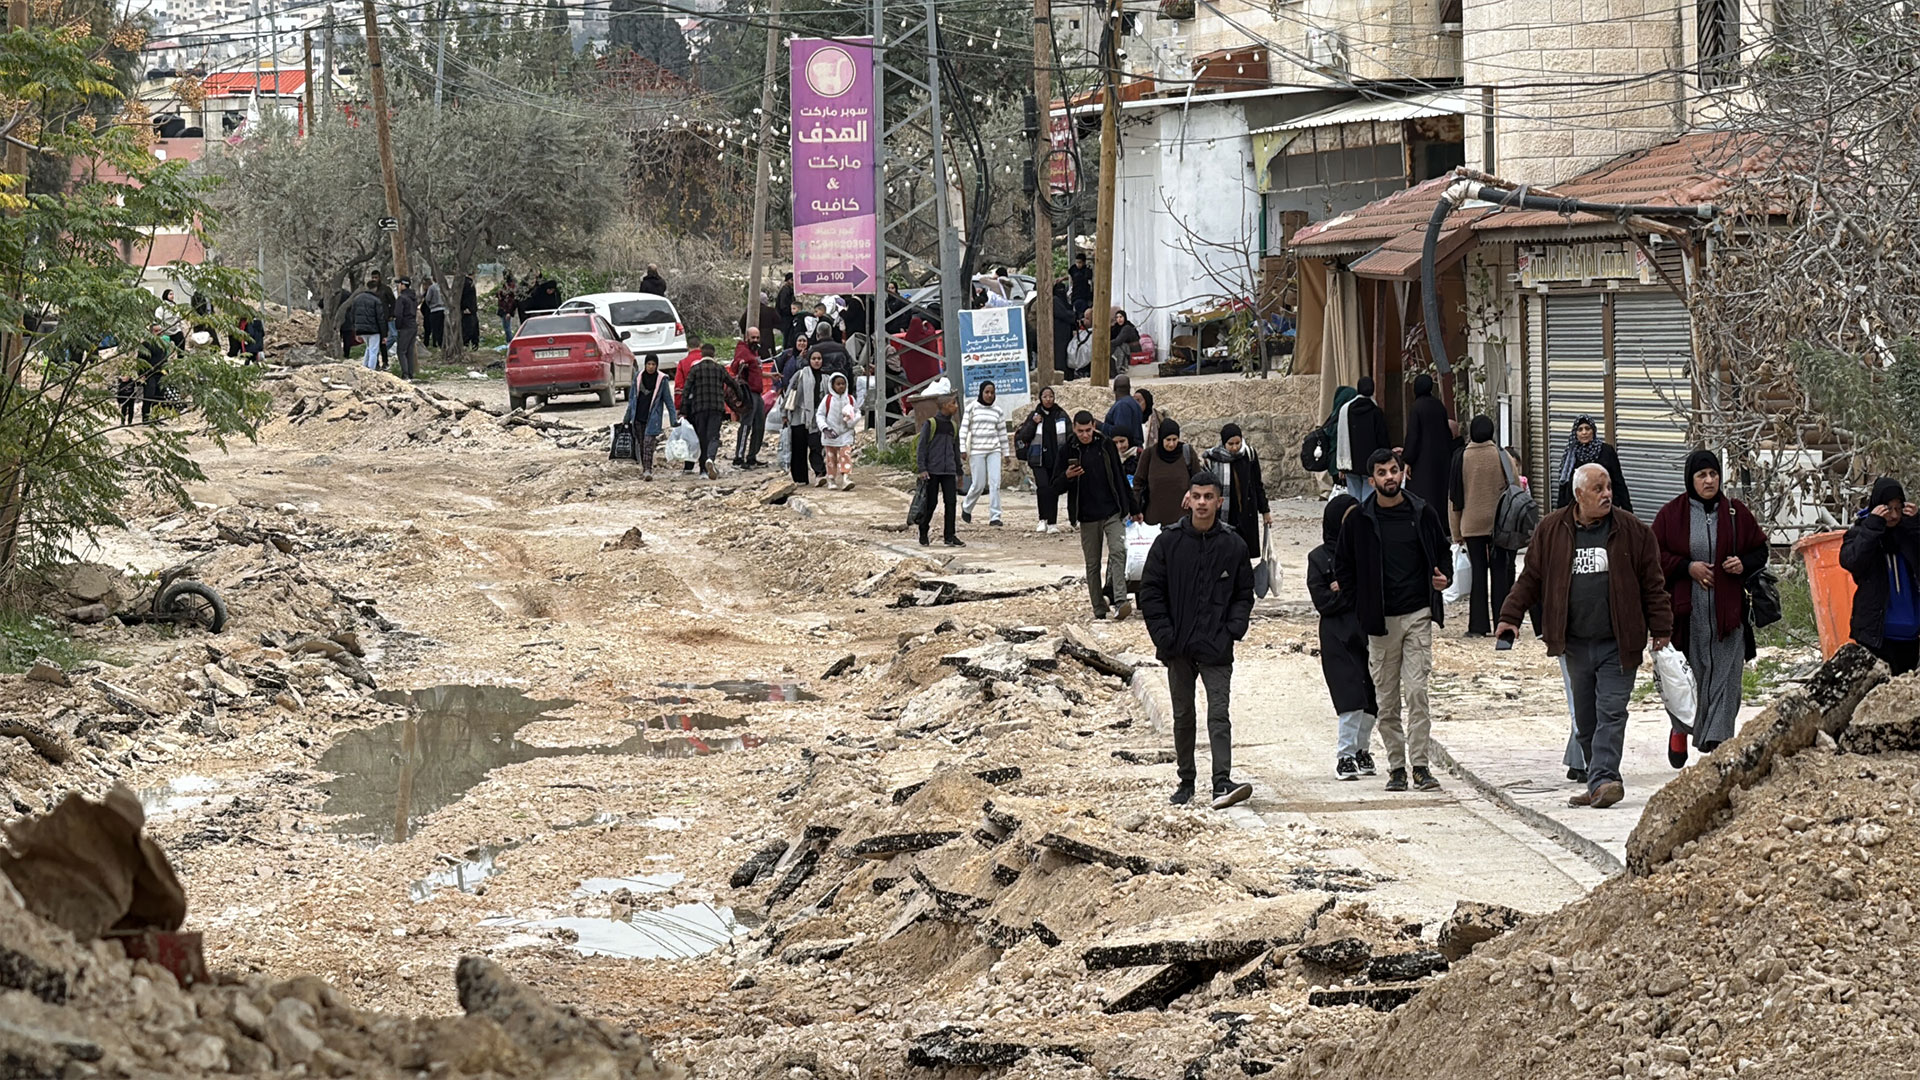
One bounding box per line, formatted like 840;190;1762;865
1129;669;1172;736
1426;739;1624;877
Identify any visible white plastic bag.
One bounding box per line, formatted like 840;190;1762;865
1124;521;1158;582
1442;544;1472;603
1652;644;1698;734
664;419;699;463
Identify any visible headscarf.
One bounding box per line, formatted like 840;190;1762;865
1220;422;1244;445
976;379;995;405
1469;415;1495;444
640;354;662;395
1685;449;1723;505
1155;418;1184;463
1413;373;1434;398
1557;415;1605;485
1323;493;1359;546
1872;477;1907;509
1357;375;1375;398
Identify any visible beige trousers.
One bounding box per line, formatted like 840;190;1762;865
1369;610;1433;772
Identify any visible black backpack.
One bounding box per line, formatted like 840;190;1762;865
1299;425;1332;473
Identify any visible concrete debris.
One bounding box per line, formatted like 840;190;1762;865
1365;949;1449;983
64;602;112;624
939;640;1031;682
728;838;791;888
1080;895;1333;970
780;938;857;964
1096;961;1213;1013
1435;901;1528;962
1838;671;1920;753
1305;983;1424;1011
1626;642;1884;877
1297;937;1371;973
1061;623;1143;679
0;785;184;940
905;1026;1087;1068
24;659;69;687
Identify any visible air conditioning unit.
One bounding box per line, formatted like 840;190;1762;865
1307;29;1350;75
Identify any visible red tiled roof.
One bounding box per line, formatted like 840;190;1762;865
1473;131;1770;232
1290;172;1489;259
202;71;306;97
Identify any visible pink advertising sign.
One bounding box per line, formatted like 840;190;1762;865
791;38;877;292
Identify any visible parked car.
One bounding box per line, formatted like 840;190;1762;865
505;312;634;410
555;292;687;359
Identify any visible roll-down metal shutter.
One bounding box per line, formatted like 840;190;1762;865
1610;290;1693;519
1544;294;1606;511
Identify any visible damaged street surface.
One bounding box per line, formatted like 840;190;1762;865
3;365;1915;1080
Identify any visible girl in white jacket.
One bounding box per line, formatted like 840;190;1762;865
815;372;861;490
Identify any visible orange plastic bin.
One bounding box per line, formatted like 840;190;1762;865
1793;529;1857;658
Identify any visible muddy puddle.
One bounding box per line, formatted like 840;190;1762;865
642;712;748;733
315;685;779;841
656;680;817;703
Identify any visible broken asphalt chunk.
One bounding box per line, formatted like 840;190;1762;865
728;838;790;889
1297;937;1371;973
1367;949;1449;983
906;1026;1088;1068
1307;983;1424;1011
845;831;965;859
780;937;856;964
1081;895;1334;971
1436;900;1528;962
1096;961;1214;1013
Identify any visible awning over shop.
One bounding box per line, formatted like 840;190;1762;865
1472;131;1772;239
1251;90;1467;191
1289;170;1489;278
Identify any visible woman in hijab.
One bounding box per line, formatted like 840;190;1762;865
1134;387;1159;449
1016;386;1072;532
787;350;827;486
1554;415;1631;512
1650;450;1768;765
1133;418;1199;526
815;371;861;491
1401;373;1457;512
1307;493;1377;781
628;354;676;480
1204;422;1270;555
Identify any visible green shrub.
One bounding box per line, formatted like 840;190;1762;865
0;611;97;674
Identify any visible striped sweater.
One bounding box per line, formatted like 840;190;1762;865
964;401;1007;456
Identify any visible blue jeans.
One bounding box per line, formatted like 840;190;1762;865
361;333;383;369
1337;709;1376;759
501;315;514;340
1344;473;1371;502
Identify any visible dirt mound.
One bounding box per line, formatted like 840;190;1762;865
1301;668;1920;1080
263;364;592;453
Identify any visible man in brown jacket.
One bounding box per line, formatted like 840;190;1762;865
1498;461;1672;809
1448;415;1510;637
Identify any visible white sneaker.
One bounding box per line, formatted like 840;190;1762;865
1035;521;1048;533
826;476;839;490
842;478;854;491
1047;524;1062;534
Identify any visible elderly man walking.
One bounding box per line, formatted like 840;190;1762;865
1500;461;1672;809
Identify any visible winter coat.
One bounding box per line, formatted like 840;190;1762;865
635;370;677;437
816;340;854;383
1204;445;1269;555
1103;395;1145;450
1651;493;1769;641
787;366;823;432
1307;542;1376;716
346;290;385;335
393;289;419;330
1401;391;1455;511
375;284;396;325
1110;320;1140;366
492;284;514;317
1448;440;1508;543
1554;442;1633;514
1057;431;1135;521
1334;491;1452;636
817;385;861;448
1499;506;1674;673
683;358;737;417
1137;517;1255;666
916;415;962;477
1134;443;1200;526
731;342;766;394
1016;403;1070;472
1840;509;1920;649
639;271;668;296
1337;396;1390;477
424;281;447;313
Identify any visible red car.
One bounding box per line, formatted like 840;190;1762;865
505;313;635;410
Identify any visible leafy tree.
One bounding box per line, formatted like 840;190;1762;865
608;0;690;79
0;16;268;577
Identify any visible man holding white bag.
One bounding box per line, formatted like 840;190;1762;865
1499;462;1673;810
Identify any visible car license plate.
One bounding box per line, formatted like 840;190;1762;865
534;348;570;359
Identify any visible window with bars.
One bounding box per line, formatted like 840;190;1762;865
1699;0;1740;87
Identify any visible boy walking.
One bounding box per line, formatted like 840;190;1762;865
1307;494;1378;780
1138;471;1256;809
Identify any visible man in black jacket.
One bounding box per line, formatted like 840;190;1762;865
392;277;419;380
1059;411;1136;620
370;271;396;366
640;263;668;296
1841;477;1920;675
1335;449;1451;793
1337;376;1391;501
776;273;798;345
345;281;386;370
1139;471;1256;808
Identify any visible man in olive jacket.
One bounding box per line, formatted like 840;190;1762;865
1500;461;1672;810
1138;470;1255;810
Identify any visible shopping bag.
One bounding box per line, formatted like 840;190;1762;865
1124;521;1158;582
1253;523;1276;599
664;419;699;463
1442;544;1471;603
609;422;637;462
1652;644;1698;735
907;479;932;528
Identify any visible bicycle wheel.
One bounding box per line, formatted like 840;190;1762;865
157;580;228;633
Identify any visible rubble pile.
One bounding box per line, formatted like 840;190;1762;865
263;364;596;453
1299;652;1920;1080
0;789;680;1078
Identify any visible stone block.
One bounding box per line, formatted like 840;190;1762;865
1081;895;1334;971
1839;673;1920;753
1626;643;1885;877
1436;900;1528;961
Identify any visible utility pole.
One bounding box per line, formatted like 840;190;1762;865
1029;0;1056;388
302;30;315;135
432;0;447;115
361;0;408;278
743;0;784;332
1089;0;1121;388
322;6;336;129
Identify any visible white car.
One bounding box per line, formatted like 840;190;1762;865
556;291;687;360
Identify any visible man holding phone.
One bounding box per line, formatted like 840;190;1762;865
1060;411;1136;619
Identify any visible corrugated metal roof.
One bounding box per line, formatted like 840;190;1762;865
1247;90;1468;137
1474;131;1770;233
1290;172;1488;256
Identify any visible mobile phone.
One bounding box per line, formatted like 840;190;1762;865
1495;629;1515;652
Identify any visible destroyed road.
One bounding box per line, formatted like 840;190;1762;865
1;366;1909;1080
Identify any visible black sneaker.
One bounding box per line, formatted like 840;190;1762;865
1354;750;1377;776
961;510;973;524
943;536;966;547
1411;766;1442;792
1567;767;1588;783
918;533;930;547
1210;781;1253;810
1170;783;1194;805
1336;757;1359;781
1385;769;1408;792
989;520;1003;527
